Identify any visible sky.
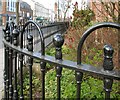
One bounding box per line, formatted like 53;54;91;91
22;0;56;10
23;0;84;9
22;0;87;17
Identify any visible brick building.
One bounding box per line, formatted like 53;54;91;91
20;1;33;20
89;0;119;22
0;0;16;25
0;0;33;25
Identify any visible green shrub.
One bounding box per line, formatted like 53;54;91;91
45;68;120;99
18;46;120;99
18;67;42;98
72;9;95;28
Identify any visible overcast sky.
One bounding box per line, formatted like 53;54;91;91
23;0;84;9
22;0;87;17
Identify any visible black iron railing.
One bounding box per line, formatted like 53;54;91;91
2;20;120;100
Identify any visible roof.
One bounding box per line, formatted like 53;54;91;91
20;1;32;10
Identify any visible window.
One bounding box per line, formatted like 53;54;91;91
0;15;2;25
6;0;9;11
14;1;16;12
8;0;9;6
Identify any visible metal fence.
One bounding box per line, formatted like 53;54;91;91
2;20;120;99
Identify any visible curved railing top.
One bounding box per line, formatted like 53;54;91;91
21;20;45;55
3;39;120;80
77;22;120;64
3;20;120;99
3;21;120;81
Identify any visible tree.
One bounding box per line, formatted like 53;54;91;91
72;1;94;28
16;0;19;25
91;0;120;67
92;0;119;22
60;0;72;20
118;1;120;67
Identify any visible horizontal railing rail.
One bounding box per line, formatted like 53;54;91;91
3;39;120;80
18;20;68;52
3;20;120;100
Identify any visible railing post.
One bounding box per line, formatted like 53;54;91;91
19;53;24;100
5;29;10;99
3;28;7;100
103;44;114;100
12;26;19;100
3;25;10;100
9;45;13;99
40;61;46;100
27;34;33;100
53;34;64;100
19;27;24;100
75;71;83;100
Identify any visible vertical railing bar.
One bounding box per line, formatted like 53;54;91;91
9;48;13;99
40;61;46;100
28;26;32;99
13;26;19;99
27;34;33;100
53;34;64;100
40;27;46;100
19;53;24;100
75;71;83;100
13;44;18;100
18;20;24;100
6;46;9;99
57;73;61;99
19;19;24;100
3;28;7;99
4;45;7;99
42;71;45;99
5;28;11;99
23;29;25;48
9;19;14;98
103;45;114;100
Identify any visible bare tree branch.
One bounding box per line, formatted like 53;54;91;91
94;0;118;22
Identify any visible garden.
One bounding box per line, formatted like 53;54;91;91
18;1;120;99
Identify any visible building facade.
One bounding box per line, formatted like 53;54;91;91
20;1;33;20
88;0;119;22
0;0;33;25
21;0;55;22
33;2;49;21
0;0;16;25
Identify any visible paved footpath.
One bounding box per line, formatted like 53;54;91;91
0;26;4;99
0;48;4;99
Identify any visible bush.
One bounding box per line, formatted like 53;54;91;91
45;68;120;99
72;8;94;28
18;67;42;98
18;46;120;99
45;46;120;99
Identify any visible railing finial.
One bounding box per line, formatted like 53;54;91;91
103;44;114;71
27;34;33;99
53;33;64;99
103;44;114;100
27;34;33;51
12;26;19;46
6;29;10;42
53;33;64;59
